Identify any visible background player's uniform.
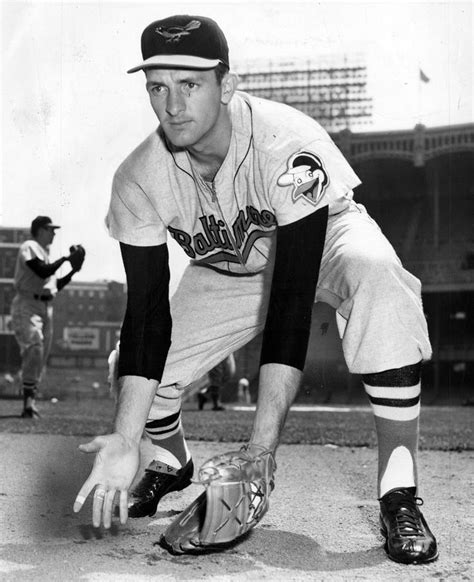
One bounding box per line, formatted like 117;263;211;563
198;353;236;410
107;92;431;417
10;240;57;394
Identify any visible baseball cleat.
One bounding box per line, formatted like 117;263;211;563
379;487;438;564
21;406;41;419
127;458;194;518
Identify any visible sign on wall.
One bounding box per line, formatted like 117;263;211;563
0;315;14;335
63;327;100;351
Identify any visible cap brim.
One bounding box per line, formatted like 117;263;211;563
50;224;61;229
127;54;222;74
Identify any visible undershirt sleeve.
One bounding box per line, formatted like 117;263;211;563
260;206;329;371
57;271;75;291
26;257;67;279
118;242;172;382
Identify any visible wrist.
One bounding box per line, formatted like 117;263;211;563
113;375;158;443
114;431;141;449
113;421;143;445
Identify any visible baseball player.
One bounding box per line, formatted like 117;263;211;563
237;377;251;404
198;353;236;410
10;216;85;418
73;15;437;564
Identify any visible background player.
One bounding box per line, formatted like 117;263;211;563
74;15;437;564
11;216;85;418
198;353;236;411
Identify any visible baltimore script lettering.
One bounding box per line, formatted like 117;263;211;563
169;205;277;259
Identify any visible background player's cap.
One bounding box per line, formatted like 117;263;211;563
31;216;61;234
127;15;229;74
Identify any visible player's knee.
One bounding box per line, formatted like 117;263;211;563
347;245;400;291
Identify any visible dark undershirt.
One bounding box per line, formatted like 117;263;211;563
26;257;74;291
260;206;328;369
118;243;172;381
26;257;67;279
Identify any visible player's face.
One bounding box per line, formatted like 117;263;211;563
145;68;230;150
38;226;56;247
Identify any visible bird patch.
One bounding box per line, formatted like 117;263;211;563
155;20;201;43
278;151;329;206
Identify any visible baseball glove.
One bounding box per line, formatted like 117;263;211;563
160;444;276;554
69;244;86;271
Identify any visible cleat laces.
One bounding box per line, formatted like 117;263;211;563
388;493;426;538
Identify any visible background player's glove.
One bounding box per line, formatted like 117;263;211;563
69;244;86;272
160;444;276;554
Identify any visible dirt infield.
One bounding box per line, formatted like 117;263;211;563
0;433;472;581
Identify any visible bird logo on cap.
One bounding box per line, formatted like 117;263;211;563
278;151;329;206
155;19;201;43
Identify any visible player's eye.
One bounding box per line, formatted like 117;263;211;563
182;82;197;92
149;85;166;96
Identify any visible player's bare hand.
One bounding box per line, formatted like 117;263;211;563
73;433;139;528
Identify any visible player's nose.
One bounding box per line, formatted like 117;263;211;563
165;89;185;116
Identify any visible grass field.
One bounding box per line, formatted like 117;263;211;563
0;366;471;450
0;395;471;451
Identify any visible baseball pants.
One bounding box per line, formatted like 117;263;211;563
150;201;432;415
10;295;53;387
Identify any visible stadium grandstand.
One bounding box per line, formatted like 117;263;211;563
235;123;474;406
1;124;471;405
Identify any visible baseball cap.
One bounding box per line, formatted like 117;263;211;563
31;216;61;234
127;15;229;74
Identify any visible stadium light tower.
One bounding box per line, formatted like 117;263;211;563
236;54;373;132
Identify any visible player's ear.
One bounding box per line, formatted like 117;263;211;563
221;72;238;105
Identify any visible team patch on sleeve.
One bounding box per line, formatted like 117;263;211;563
277;151;329;206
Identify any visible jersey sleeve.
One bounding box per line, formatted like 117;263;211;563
20;241;42;263
106;169;167;247
269;137;361;226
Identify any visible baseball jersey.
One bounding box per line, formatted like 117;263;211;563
106;91;360;275
14;240;58;296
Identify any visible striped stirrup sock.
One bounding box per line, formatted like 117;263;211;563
363;363;421;497
144;409;190;469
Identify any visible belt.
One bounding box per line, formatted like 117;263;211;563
33;294;53;302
